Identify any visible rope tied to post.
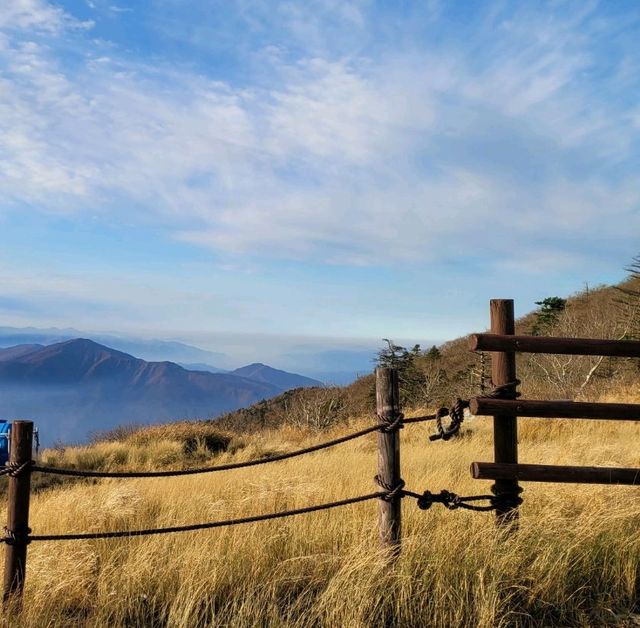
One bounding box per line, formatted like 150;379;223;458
377;411;404;433
2;526;32;546
488;379;521;400
0;478;516;545
373;476;516;514
400;487;522;512
0;460;34;477
13;413;439;480
490;484;523;511
374;475;406;501
429;379;521;442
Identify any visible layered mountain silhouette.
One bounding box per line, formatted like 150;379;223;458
0;340;318;444
0;325;374;385
0;326;228;366
230;363;321;389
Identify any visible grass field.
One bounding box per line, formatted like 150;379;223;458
3;393;640;627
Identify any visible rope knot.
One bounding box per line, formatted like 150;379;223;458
2;460;34;477
2;526;32;545
374;475;406;501
417;489;460;510
378;411;404;433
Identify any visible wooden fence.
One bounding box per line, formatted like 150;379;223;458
2;297;639;607
468;298;640;520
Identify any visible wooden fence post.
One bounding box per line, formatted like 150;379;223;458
490;300;521;526
3;420;33;606
375;367;402;552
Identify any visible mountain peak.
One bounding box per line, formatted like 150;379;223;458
61;338;100;346
59;338;106;351
231;363;322;389
0;341;282;443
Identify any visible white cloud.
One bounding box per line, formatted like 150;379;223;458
0;1;639;267
0;0;93;32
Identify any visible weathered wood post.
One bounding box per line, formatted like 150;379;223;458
3;420;33;606
490;300;521;526
375;367;402;552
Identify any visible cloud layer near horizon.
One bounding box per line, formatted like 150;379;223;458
2;0;639;270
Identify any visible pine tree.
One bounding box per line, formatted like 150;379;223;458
425;345;441;361
532;297;566;335
375;339;422;404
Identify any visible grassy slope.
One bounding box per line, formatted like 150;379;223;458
10;415;640;627
3;283;640;627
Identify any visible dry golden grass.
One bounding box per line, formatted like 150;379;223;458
3;408;640;627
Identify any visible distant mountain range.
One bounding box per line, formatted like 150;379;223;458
0;326;379;385
0;326;228;367
230;363;320;389
0;340;321;444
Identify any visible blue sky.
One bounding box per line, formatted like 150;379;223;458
1;0;639;363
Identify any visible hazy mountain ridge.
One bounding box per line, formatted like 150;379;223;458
178;363;228;374
0;339;314;444
0;344;45;362
231;363;322;389
0;327;228;368
0;326;381;384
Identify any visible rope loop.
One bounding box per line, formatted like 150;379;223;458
377;411;404;433
429;379;521;442
429;398;469;442
374;475;406;501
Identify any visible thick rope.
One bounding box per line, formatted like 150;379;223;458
1;481;514;544
412;489;497;512
12;415;437;479
429;398;469;442
2;493;386;543
429;379;521;442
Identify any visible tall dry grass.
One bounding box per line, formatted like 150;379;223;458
3;410;640;627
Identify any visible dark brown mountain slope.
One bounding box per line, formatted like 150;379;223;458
0;339;281;443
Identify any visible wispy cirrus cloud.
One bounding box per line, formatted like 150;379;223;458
1;0;639;273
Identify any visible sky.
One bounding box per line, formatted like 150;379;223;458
0;0;639;364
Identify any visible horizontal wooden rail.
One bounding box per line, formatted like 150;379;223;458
471;462;640;485
470;398;640;421
469;333;640;357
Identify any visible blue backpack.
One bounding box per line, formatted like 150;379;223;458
0;423;39;466
0;422;10;466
